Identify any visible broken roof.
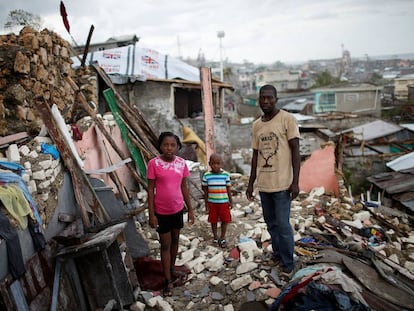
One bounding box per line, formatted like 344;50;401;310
387;151;414;171
340;120;403;141
312;83;382;93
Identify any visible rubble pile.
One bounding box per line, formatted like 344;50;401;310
0;27;99;228
129;174;414;310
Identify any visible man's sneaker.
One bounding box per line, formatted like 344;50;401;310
261;253;281;266
280;260;301;280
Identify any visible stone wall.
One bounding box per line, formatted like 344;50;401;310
0;27;77;136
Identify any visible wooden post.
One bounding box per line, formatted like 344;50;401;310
200;67;215;165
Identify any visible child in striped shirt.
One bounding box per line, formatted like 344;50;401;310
202;153;233;248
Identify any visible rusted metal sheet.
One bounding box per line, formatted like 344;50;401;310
200;67;215;163
367;168;414;210
367;168;414;194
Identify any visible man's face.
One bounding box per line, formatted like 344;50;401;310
259;89;277;114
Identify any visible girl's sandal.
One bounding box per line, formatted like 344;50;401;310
162;279;173;297
171;269;187;280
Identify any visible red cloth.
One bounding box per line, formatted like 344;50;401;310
60;1;70;33
134;257;190;291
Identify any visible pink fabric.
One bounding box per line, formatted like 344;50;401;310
147;156;189;215
299;145;339;196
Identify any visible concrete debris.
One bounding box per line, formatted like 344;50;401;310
130;171;414;310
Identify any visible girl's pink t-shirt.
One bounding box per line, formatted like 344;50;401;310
147;156;190;215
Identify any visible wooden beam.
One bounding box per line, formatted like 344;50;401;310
200;67;215;165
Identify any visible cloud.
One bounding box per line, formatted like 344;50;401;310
0;0;413;64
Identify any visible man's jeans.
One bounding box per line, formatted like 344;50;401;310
260;190;294;270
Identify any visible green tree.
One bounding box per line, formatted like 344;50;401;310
4;9;43;31
313;70;340;87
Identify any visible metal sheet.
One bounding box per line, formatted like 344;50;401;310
343;257;414;310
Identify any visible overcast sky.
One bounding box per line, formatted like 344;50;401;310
0;0;413;64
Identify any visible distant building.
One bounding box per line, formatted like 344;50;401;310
255;69;312;92
394;74;414;100
312;83;383;117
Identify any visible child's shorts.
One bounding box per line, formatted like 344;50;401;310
155;209;184;234
208;202;231;223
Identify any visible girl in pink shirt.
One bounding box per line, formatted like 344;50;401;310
147;132;194;296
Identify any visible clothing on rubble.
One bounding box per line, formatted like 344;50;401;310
0;170;42;226
0;210;26;279
269;267;371;311
0;185;33;229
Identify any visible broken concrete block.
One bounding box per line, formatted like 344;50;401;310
39;159;52;170
22;173;30;183
193;262;205;274
238;238;261;263
353;211;371;222
230;274;253;291
186;256;205;270
261;229;271;242
28;180;37;193
45;168;54;178
209;276;226;286
53;164;62;177
38;180;51;189
28;150;39;158
236;262;258;275
176;248;195;266
19;145;30;156
179;234;191;247
6;144;20;162
34;136;53;144
130;301;146;311
404;260;414;273
204;252;224;272
157;299;173;311
32;170;46;180
389;253;400;264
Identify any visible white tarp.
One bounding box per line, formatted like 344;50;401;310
72;44;200;82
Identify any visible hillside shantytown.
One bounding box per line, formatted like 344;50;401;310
0;25;414;311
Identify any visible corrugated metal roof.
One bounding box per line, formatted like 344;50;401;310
367;168;414;212
401;123;414;132
341;120;403;141
312;83;382;93
386;152;414;171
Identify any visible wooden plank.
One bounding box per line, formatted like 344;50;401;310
200;67;215;164
35;98;110;229
91;63;158;152
0;132;29;146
